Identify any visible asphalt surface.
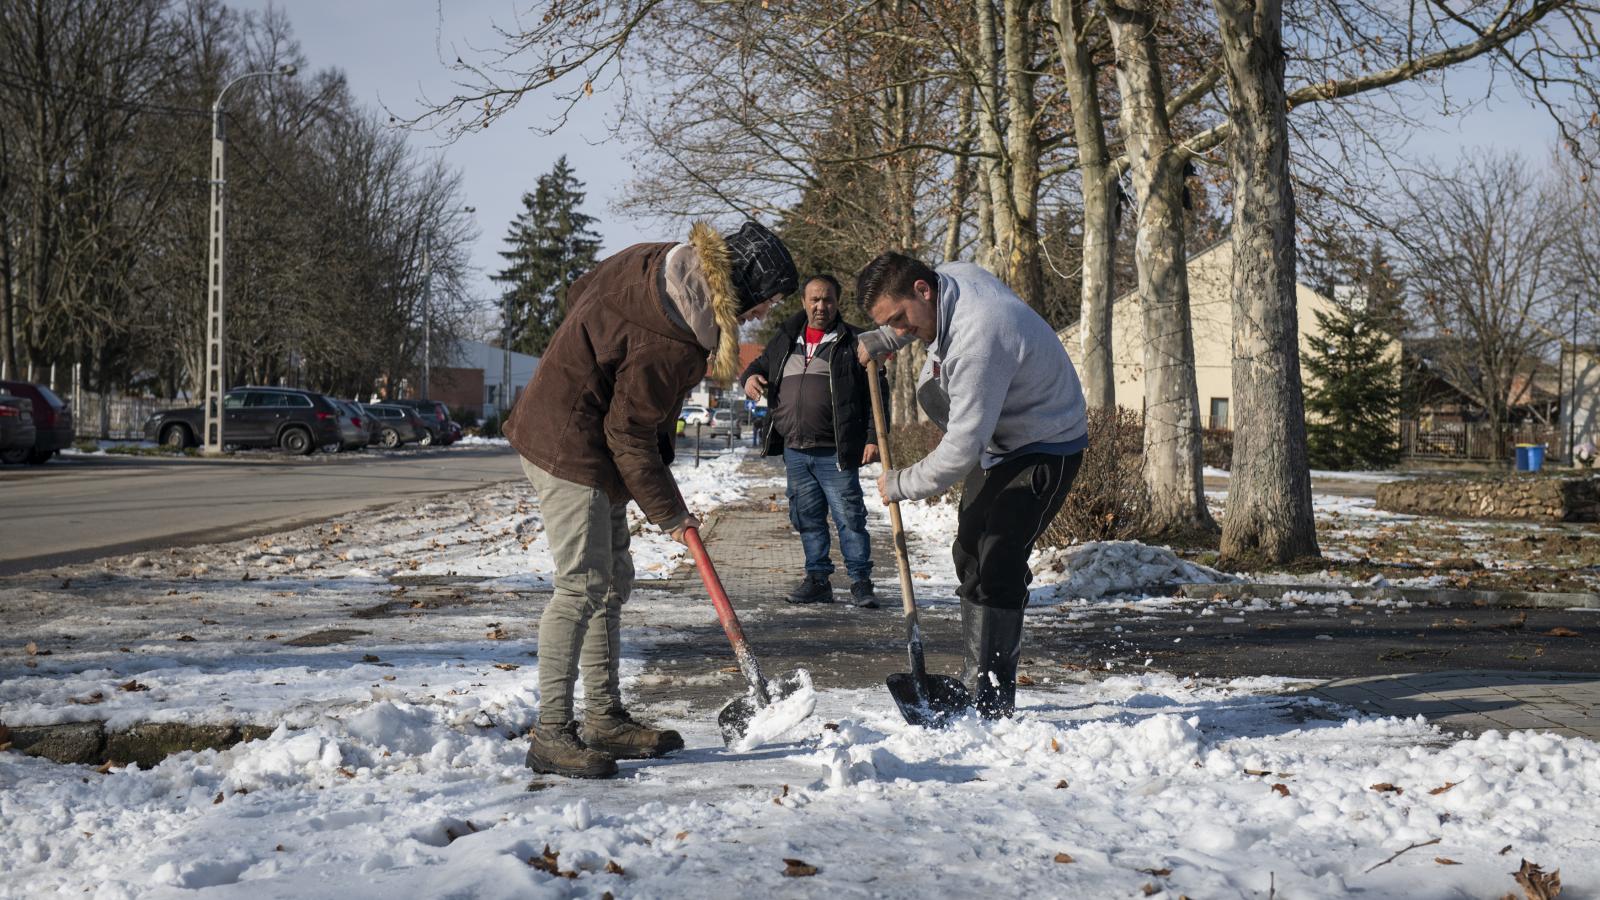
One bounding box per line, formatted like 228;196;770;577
0;446;526;575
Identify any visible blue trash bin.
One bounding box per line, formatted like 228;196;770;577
1514;443;1545;472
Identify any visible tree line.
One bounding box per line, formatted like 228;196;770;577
413;0;1599;564
0;0;476;403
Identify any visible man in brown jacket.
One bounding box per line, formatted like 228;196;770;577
506;220;798;778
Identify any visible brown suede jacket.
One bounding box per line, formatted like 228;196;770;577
505;224;742;528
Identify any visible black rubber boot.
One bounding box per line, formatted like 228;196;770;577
526;721;618;778
786;573;834;604
960;599;1026;720
580;709;685;760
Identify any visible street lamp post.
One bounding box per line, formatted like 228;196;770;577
202;65;296;455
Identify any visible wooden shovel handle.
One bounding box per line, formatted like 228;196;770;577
867;361;920;623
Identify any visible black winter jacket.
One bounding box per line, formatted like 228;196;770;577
739;312;888;470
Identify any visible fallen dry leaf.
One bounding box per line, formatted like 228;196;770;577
675;831;688;842
337;767;356;779
95;760;120;774
1436;857;1461;865
69;691;105;706
773;784;790;805
1500;845;1514;856
212;792;224;805
1049;738;1061;752
1142;884;1159;896
1053;853;1075;864
1511;858;1561;899
25;641;38;656
362;654;380;663
720;666;740;674
176;635;196;642
1017;674;1036;686
1244;768;1271;777
782;858;818;877
493;663;520;671
1546;627;1580;638
1139;867;1173;876
1054;779;1069;789
1429;782;1459;795
1371;782;1404;795
605;860;624;875
528;844;577;879
1272;783;1291;797
118;680;149;693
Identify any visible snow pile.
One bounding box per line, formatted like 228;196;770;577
1033;541;1238;602
730;669;818;752
450;435;509;447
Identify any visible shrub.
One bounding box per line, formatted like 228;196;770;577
1040;406;1151;548
478;412;505;438
1202;426;1233;472
884;420;958;502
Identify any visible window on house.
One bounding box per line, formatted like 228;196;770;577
1210;397;1230;430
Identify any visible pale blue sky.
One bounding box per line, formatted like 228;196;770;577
236;1;1559;315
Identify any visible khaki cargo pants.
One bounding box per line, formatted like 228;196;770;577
522;457;634;725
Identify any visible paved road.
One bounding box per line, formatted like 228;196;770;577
0;447;526;575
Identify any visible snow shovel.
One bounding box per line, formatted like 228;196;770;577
866;360;973;728
684;527;809;746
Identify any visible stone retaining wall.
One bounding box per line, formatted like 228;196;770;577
1375;474;1600;522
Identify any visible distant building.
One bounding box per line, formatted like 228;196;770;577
685;343;765;411
1056;239;1398;430
1562;344;1600;451
428;339;539;421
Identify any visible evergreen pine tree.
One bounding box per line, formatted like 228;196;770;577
1304;300;1402;470
491;156;601;355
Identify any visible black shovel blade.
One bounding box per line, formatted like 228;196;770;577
887;672;973;728
717;669;811;747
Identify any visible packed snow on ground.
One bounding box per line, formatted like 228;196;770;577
1031;542;1238;602
4;671;1596;898
1204;466;1409;484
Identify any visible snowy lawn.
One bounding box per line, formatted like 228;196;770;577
2;450;1595;898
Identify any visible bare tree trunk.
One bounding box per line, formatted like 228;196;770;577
1054;0;1117;409
973;0;1013;277
942;86;975;263
1214;0;1318;563
1001;0;1043;303
1105;0;1215;535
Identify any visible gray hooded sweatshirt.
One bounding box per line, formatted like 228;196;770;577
861;261;1087;502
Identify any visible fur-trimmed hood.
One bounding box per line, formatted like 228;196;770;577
685;222;742;384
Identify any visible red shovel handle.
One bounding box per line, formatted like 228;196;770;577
684;526;770;703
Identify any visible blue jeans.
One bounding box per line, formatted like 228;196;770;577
784;446;873;582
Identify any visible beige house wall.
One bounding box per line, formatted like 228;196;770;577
1059;240;1394;427
1567;349;1600;449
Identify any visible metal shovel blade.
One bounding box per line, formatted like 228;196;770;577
717;669;810;747
887;672;973;728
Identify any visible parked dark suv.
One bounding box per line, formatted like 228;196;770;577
0;380;74;464
387;399;454;446
143;387;343;454
360;403;424;448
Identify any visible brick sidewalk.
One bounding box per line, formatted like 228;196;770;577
1309;670;1600;740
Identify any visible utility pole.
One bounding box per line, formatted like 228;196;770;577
1571;292;1581;461
421;246;431;401
502;291;512;415
202;65;296;455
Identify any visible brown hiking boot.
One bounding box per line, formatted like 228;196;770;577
579;710;685;760
526;721;618;779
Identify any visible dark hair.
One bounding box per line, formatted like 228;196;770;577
855;251;938;315
803;274;842;301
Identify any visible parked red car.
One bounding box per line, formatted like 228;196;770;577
0;380;74;464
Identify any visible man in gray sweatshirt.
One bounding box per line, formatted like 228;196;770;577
855;251;1087;718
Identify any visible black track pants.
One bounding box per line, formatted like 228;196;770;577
952;451;1083;611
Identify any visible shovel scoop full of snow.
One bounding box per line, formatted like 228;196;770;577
684;527;817;749
722;668;816;750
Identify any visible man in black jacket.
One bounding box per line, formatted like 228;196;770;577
741;275;885;608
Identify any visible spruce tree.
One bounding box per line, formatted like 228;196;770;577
1304;300;1402;470
491;156;601;355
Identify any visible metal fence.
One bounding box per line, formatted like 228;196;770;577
1399;420;1566;462
70;392;182;441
